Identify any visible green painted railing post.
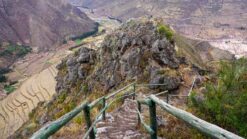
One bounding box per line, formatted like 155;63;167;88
137;101;141;126
102;97;106;120
83;105;95;139
149;100;157;139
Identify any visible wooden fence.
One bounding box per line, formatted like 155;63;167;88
31;83;244;139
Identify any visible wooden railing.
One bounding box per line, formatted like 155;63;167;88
137;95;244;139
31;83;135;139
31;101;88;139
31;83;244;139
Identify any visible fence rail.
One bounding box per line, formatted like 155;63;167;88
31;82;244;139
83;92;135;139
30;101;88;139
136;95;244;139
31;82;135;139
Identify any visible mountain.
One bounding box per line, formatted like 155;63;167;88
74;0;247;41
0;0;98;51
10;19;234;138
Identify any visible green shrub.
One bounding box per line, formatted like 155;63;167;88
4;85;16;94
190;58;247;137
0;75;7;82
0;68;11;74
81;84;89;93
28;110;35;119
57;92;67;104
0;43;32;57
64;101;76;113
157;24;174;41
73;115;83;125
62;40;67;44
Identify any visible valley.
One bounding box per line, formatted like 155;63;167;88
0;15;120;138
0;0;246;138
73;0;247;57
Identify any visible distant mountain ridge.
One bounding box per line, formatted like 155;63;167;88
0;0;97;51
76;0;247;41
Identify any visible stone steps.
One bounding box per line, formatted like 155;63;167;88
95;99;145;139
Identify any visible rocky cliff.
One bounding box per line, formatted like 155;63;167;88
0;0;98;51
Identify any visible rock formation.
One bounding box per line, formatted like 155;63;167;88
56;19;182;94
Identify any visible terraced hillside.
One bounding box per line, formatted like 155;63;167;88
0;65;57;138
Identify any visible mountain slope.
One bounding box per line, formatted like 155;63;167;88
10;19;234;139
75;0;247;41
0;0;98;51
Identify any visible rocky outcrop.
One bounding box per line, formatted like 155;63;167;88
0;0;97;51
56;19;182;94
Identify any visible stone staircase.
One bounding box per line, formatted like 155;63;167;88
96;99;147;139
0;65;58;139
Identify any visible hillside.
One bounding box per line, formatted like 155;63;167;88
0;0;98;92
74;0;247;41
10;19;235;139
0;0;98;51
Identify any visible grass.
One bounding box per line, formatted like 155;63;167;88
157;24;174;41
75;39;82;45
73;114;84;125
190;58;247;137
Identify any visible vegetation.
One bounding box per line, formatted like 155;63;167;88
57;92;67;104
0;74;7;82
71;23;99;41
190;58;247;137
0;68;11;82
0;43;32;57
0;44;31;83
0;67;11;74
73;114;84;125
4;85;16;94
75;39;82;45
157;24;174;41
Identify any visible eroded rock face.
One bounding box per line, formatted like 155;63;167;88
0;0;97;51
151;39;179;68
56;19;181;94
56;47;96;93
149;76;181;91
